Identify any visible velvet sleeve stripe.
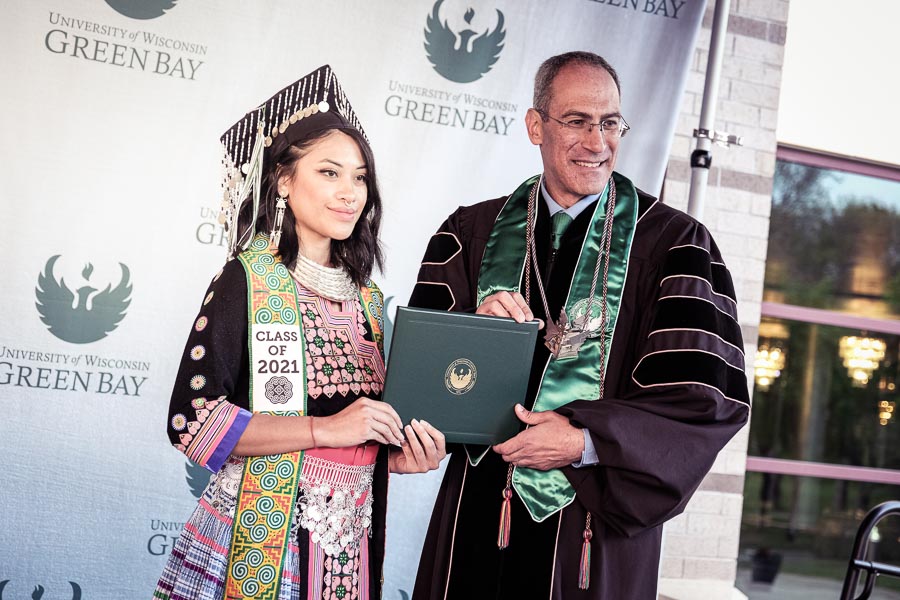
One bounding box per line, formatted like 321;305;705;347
411;213;471;312
632;349;750;406
663;244;737;301
184;402;251;472
421;232;462;266
652;296;743;349
659;274;737;319
409;281;456;311
647;328;745;370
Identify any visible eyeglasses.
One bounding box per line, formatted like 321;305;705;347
537;110;630;138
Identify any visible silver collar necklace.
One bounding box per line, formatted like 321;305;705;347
290;253;358;302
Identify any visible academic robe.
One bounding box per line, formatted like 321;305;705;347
408;183;750;599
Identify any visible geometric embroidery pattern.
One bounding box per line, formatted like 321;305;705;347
295;286;385;401
227;236;306;600
264;375;293;404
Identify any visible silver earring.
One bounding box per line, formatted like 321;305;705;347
269;195;287;250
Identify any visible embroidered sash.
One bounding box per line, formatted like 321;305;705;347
476;172;638;522
226;236;307;599
225;236;386;599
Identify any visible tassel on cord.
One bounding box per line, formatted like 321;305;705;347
497;465;514;549
578;513;593;590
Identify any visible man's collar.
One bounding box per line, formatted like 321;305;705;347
540;179;605;220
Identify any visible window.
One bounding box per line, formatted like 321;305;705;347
763;151;900;320
738;147;900;596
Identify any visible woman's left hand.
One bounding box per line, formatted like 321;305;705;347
388;419;447;474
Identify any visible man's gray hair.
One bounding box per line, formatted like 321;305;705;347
533;51;621;114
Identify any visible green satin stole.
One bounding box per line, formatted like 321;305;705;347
476;172;638;522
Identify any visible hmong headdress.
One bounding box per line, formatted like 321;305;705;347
219;64;368;254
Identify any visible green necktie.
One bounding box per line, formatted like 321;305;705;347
550;211;573;251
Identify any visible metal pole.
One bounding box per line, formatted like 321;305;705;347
687;0;733;220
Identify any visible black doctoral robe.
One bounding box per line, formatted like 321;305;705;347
407;186;750;599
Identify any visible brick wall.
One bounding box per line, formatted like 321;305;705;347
657;1;789;598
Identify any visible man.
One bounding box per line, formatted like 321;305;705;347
409;52;750;599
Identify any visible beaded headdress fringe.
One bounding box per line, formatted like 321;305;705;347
218;65;367;255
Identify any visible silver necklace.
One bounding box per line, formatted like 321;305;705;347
290;254;358;302
524;177;616;362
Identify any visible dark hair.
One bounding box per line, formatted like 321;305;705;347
234;127;384;286
533;51;621;114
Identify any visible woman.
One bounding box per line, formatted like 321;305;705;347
155;65;445;600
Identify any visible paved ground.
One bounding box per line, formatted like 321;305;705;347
735;569;900;599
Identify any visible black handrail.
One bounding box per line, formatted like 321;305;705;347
840;501;900;600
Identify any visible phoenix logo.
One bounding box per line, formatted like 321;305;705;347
444;358;477;395
0;581;82;599
424;0;505;83
104;0;179;20
35;256;132;344
186;460;212;498
569;297;608;339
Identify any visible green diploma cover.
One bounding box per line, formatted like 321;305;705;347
383;306;538;444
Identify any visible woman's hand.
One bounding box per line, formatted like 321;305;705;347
388;419;447;474
316;397;405;447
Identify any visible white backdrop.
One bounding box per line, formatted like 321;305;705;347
0;0;705;596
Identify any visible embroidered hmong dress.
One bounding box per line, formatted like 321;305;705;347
155;258;389;600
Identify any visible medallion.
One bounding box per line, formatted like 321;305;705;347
544;308;589;359
523;176;616;361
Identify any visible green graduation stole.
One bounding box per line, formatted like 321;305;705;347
225;235;385;599
476;172;638;522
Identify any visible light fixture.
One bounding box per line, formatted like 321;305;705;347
754;345;785;391
838;336;886;387
879;400;895;426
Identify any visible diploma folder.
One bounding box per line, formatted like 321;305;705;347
383;306;539;445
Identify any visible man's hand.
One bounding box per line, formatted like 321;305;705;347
492;404;584;470
477;291;542;327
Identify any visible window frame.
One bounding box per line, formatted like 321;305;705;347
748;144;900;485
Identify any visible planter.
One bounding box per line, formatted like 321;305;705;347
751;549;783;583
